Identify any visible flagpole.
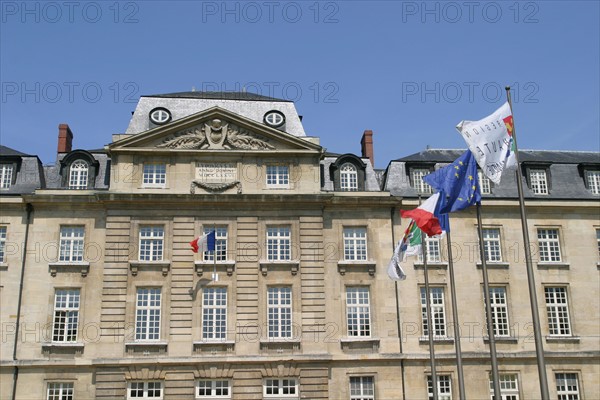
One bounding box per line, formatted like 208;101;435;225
391;207;407;400
505;86;550;399
476;203;502;399
213;224;217;281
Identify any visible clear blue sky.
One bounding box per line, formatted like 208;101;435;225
1;1;599;167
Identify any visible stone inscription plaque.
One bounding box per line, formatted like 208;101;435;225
196;163;237;183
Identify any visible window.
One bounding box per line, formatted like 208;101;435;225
530;169;548;195
263;378;298;398
585;170;600;194
350;376;375;400
52;289;80;343
486;287;510;337
555;373;580;400
412;168;432;194
340;163;358;191
139;226;164;261
596;229;600;259
421;287;446;338
428;375;452;400
267;226;291;261
489;374;519;400
203;227;227;262
478;170;491;194
197;380;231;399
0;164;13;189
266;165;289;188
267;286;292;339
135;288;161;341
343;228;367;261
483;228;503;262
128;381;163;399
59;226;85;262
346;287;371;337
47;382;74;400
68;160;88;189
537;229;561;262
143;163;166;188
0;226;6;263
545;287;571;336
202;287;227;341
418;235;441;263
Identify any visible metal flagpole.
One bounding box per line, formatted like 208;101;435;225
212;224;218;281
391;207;407;400
505;86;550;399
476;203;501;399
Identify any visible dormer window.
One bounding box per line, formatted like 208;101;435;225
478;170;492;195
340;163;358;191
330;154;366;192
530;169;549;195
0;164;13;189
585;170;600;195
59;150;99;190
263;110;285;128
411;168;433;194
69;160;89;189
149;107;172;125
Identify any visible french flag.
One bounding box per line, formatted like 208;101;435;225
190;231;216;253
400;193;443;237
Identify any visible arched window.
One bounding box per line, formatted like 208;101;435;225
69;160;88;189
340;163;358;191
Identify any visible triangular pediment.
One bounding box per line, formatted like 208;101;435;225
109;107;322;154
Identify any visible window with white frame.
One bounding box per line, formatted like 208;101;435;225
537;229;562;262
266;165;289;188
343;227;367;261
427;375;452;400
596;229;600;259
585;170;600;195
266;226;291;261
139;226;164;261
489;374;519;400
482;228;503;262
142;163;166;188
0;226;6;263
128;381;163;399
0;164;13;189
418;235;441;263
135;288;161;341
555;372;580;400
545;287;572;336
267;286;292;339
203;226;228;261
411;168;433;194
202;287;227;341
68;160;88;189
340;163;358;191
478;170;492;195
47;382;74;400
263;378;298;398
59;226;85;262
52;289;80;343
350;376;375;400
196;380;231;399
530;169;548;195
486;287;510;338
346;287;371;337
420;287;446;338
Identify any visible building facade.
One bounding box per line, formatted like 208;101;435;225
0;92;598;399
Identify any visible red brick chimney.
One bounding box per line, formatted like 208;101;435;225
360;130;374;166
57;124;73;153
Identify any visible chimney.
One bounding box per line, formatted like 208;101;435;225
360;129;374;166
57;123;73;153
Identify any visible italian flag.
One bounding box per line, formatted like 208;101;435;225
400;193;443;237
387;220;422;281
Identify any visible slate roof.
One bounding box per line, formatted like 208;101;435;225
144;91;291;102
0;145;30;157
397;149;600;164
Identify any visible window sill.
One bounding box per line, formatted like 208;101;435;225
476;262;510;269
0;262;7;270
259;338;301;351
42;342;85;355
340;337;380;352
193;340;235;353
537;262;570;269
48;261;90;277
337;260;377;276
259;260;300;276
414;262;448;270
125;341;168;354
418;337;454;344
483;336;519;344
129;260;171;276
545;336;580;343
195;260;236;277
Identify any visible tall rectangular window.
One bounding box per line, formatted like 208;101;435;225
343;227;367;261
555;373;580;400
47;382;74;400
139;226;164;261
128;381;163;399
263;379;298;398
489;374;519;400
135;288;161;341
412;168;432;194
537;229;562;262
586;170;600;194
350;376;375;400
68;160;88;189
487;287;510;337
545;287;571;336
0;226;6;263
0;164;13;189
482;228;503;262
428;375;452;400
419;235;441;263
142;163;166;188
530;169;548;195
421;287;446;338
202;287;227;341
478;170;491;194
340;163;358;191
52;289;80;343
59;226;85;262
267;226;291;261
197;380;231;399
267;286;292;339
266;165;289;188
346;287;371;337
203;227;228;261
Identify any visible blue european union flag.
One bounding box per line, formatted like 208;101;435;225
423;150;481;213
